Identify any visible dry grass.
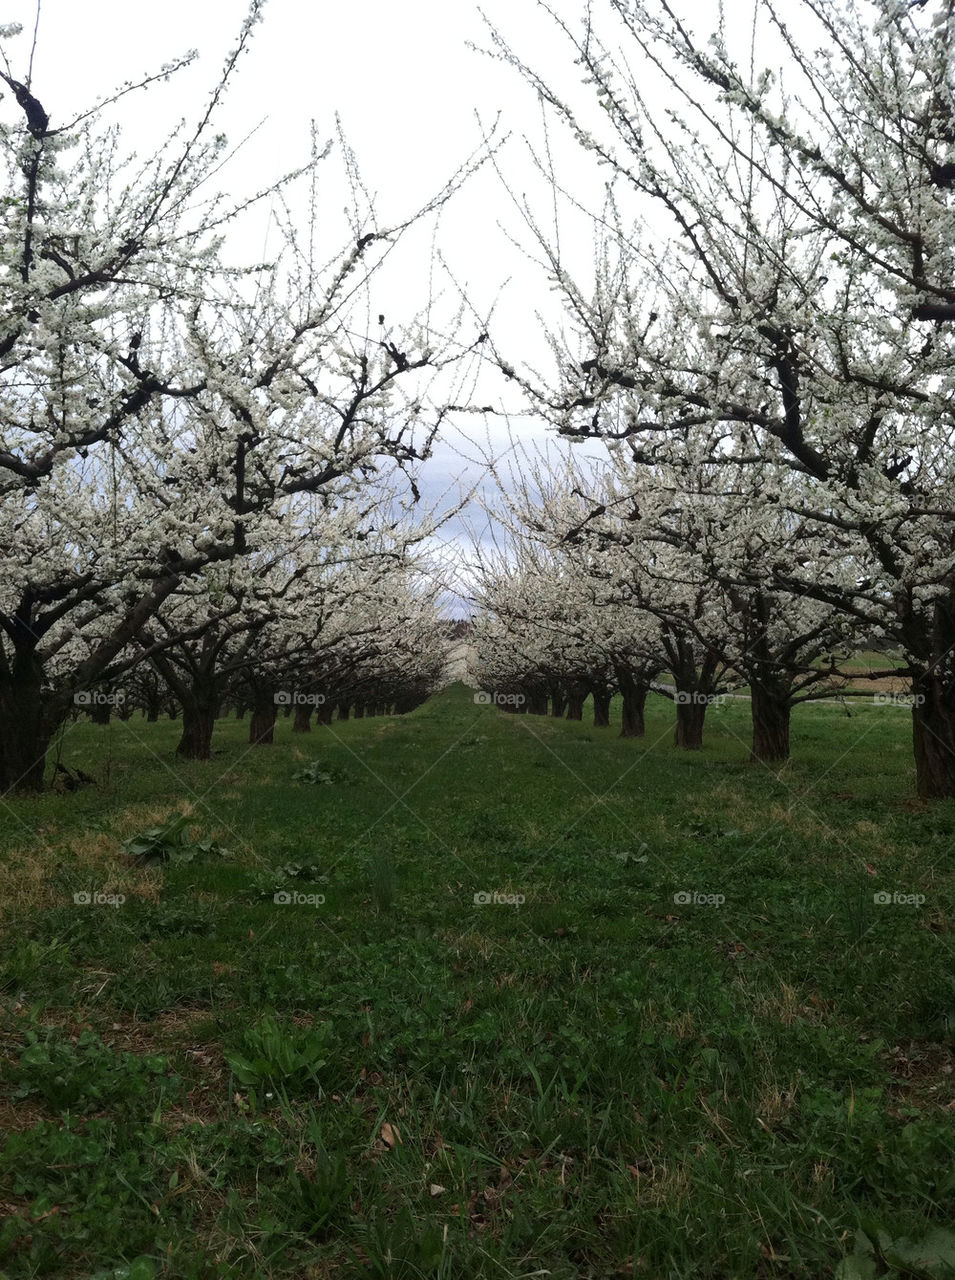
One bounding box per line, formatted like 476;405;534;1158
0;817;164;916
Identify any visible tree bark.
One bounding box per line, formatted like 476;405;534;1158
565;680;587;721
176;703;217;760
616;667;648;738
172;671;221;759
144;688;161;722
337;701;350;721
666;633;720;751
750;683;791;764
912;674;955;798
0;652;54;792
592;687;611;727
527;688;548;716
249;689;276;745
293;705;312;733
674;699;706;750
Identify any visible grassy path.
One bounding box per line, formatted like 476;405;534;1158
0;685;952;1277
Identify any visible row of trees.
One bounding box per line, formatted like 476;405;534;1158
71;533;451;759
478;0;955;797
0;6;485;790
7;1;955;799
468;452;873;762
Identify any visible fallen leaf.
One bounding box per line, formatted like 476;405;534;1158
429;1183;446;1197
380;1121;402;1149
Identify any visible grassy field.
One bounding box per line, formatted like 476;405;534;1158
0;685;953;1279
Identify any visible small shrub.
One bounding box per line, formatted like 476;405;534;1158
122;813;230;864
224;1016;333;1093
292;760;351;785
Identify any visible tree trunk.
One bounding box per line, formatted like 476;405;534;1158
316;702;334;725
0;653;54;792
176;703;217;760
592;687;611;727
617;668;648;738
293;705;312;733
337;701;350;721
912;675;955;798
674;699;706;750
527;691;547;715
566;693;584;720
750;683;791;764
249;690;276;746
550;687;567;718
354;703;365;719
90;700;111;725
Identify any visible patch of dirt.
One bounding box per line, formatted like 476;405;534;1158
882;1039;955;1113
0;1093;50;1134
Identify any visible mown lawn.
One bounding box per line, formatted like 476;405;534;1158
0;684;952;1278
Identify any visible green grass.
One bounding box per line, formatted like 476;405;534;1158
0;685;952;1278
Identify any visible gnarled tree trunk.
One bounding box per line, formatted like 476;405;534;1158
616;666;648;738
912;671;955;798
177;701;217;759
0;652;54;792
750;682;791;764
674;699;706;750
249;688;277;745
